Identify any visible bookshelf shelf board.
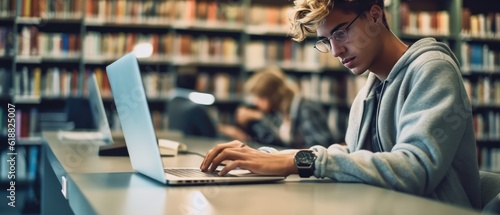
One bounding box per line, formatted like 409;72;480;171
462;71;500;78
15;56;81;64
171;58;242;68
17;136;43;145
138;57;172;65
477;140;500;148
0;55;14;61
400;34;455;41
40;18;83;25
273;63;323;73
173;21;244;33
0;16;15;23
15;56;42;64
16;17;41;25
13;95;41;104
85;20;171;29
85;56;172;65
461;36;500;44
42;56;81;63
102;96;168;103
0;95;11;101
83;57;116;65
471;104;500;112
245;25;290;36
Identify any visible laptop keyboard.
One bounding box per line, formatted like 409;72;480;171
165;169;235;177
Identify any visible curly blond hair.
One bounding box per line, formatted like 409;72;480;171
289;0;387;42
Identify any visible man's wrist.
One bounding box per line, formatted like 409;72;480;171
287;155;298;175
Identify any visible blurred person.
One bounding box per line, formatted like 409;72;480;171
219;66;334;148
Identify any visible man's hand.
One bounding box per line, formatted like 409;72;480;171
200;141;298;176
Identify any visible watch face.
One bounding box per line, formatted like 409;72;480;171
296;151;316;165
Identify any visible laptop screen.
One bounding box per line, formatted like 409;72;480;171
87;73;113;143
106;53;167;183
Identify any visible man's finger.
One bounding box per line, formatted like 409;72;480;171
219;160;252;176
208;148;246;172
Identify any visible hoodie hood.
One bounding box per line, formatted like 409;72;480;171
387;37;460;81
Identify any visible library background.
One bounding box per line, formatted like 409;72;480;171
0;0;499;213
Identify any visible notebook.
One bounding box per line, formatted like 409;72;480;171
106;53;285;185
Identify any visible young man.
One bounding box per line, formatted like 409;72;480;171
200;0;481;209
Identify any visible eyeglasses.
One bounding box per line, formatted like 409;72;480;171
314;12;363;53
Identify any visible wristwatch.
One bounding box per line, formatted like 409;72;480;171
294;150;317;178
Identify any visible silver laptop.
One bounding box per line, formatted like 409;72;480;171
106;53;285;185
57;73;113;144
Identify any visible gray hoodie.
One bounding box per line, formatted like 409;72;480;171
310;38;481;209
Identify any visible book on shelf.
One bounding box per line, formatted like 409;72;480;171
461;43;500;73
480;148;500;173
462;77;500;106
0;145;39;183
0;0;15;17
0;27;15;56
13;66;81;99
245;39;342;71
85;31;179;62
246;4;292;34
0;108;4;136
473;111;500;142
0;68;11;96
37;0;83;19
461;9;500;39
18;26;81;58
85;0;243;27
195;72;242;101
399;2;449;36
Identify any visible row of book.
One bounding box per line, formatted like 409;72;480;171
90;67;242;101
84;32;239;64
474;111;500;141
479;147;500;173
85;0;243;26
0;104;84;138
245;40;342;71
16;0;83;19
0;107;40;143
286;74;367;106
461;9;500;39
6;0;293;30
12;66;81;98
399;3;450;36
0;68;12;96
18;26;81;58
0;27;15;56
0;146;39;183
463;78;500;106
0;0;15;17
88;67;175;100
246;5;292;33
461;43;500;73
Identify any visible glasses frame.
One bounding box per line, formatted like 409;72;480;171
314;12;364;53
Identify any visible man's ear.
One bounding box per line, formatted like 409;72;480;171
369;5;383;23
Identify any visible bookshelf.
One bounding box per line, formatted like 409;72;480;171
0;0;499;192
392;0;500;171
